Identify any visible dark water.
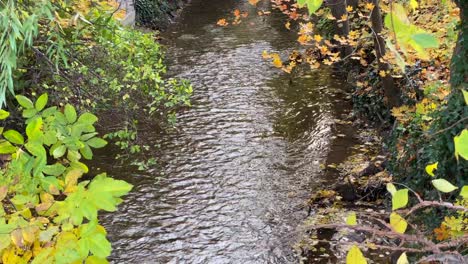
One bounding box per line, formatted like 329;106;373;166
100;0;353;263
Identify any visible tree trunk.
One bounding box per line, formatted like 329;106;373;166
369;0;399;108
451;0;467;88
328;0;353;57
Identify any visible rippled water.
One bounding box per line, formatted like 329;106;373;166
99;0;353;263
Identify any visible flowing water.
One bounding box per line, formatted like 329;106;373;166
100;0;354;263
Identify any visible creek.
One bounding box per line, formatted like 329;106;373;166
99;0;355;262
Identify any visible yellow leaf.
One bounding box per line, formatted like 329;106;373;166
379;70;387;77
390;212;407;234
346;245;367;264
346;5;353;12
397;252;409;264
314;34;323;42
271;54;282;68
365;3;375;11
346;212;357;225
216;19;228;26
425;162;438;177
409;0;418;11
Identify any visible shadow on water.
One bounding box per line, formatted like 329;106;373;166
95;0;358;263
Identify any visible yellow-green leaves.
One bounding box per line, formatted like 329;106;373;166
390;213;408;234
463;90;468;105
460;186;468;199
386;183;397;195
432;179;458;193
409;0;418;11
346;245;367;264
392;189;409;210
387;183;409;210
35;93;48;111
3;130;24;145
397;252;409;264
297;0;323;15
385;3;438;60
16;95;34;109
425;162;438;177
454;129;468;161
346;212;357;226
0;110;9;120
64;104;78;124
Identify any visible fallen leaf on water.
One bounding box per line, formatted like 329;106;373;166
216;18;228;26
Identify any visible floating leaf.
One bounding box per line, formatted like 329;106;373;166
390;212;407;234
425;162;438;177
392;189;408;210
432;179;458;193
346;245;367;264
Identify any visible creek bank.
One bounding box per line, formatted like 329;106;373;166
134;0;190;29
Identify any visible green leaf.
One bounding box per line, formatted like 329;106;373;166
0;110;10;120
23;108;38;118
16;95;34;109
390;212;407;234
411;33;439;48
397;252;409;264
432;179;458;193
0;141;17;154
86;138;107;149
3;130;24;145
43;163;66;176
425;162;438;177
77;113;98;125
392;189;408;210
386;183;397;195
346;245;367;264
80;145;93;160
88;233;111;258
87;174;132;212
35;93;48;111
52;145;67;159
461;186;468;199
64;104;77;124
462;90;468;105
305;0;323;14
454;129;468;161
346;212;357;226
26;117;43;142
85;256;109;264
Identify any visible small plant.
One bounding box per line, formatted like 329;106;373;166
0;93;132;262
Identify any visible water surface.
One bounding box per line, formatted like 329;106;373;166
100;0;352;263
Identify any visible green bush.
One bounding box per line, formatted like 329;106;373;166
0;94;132;263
